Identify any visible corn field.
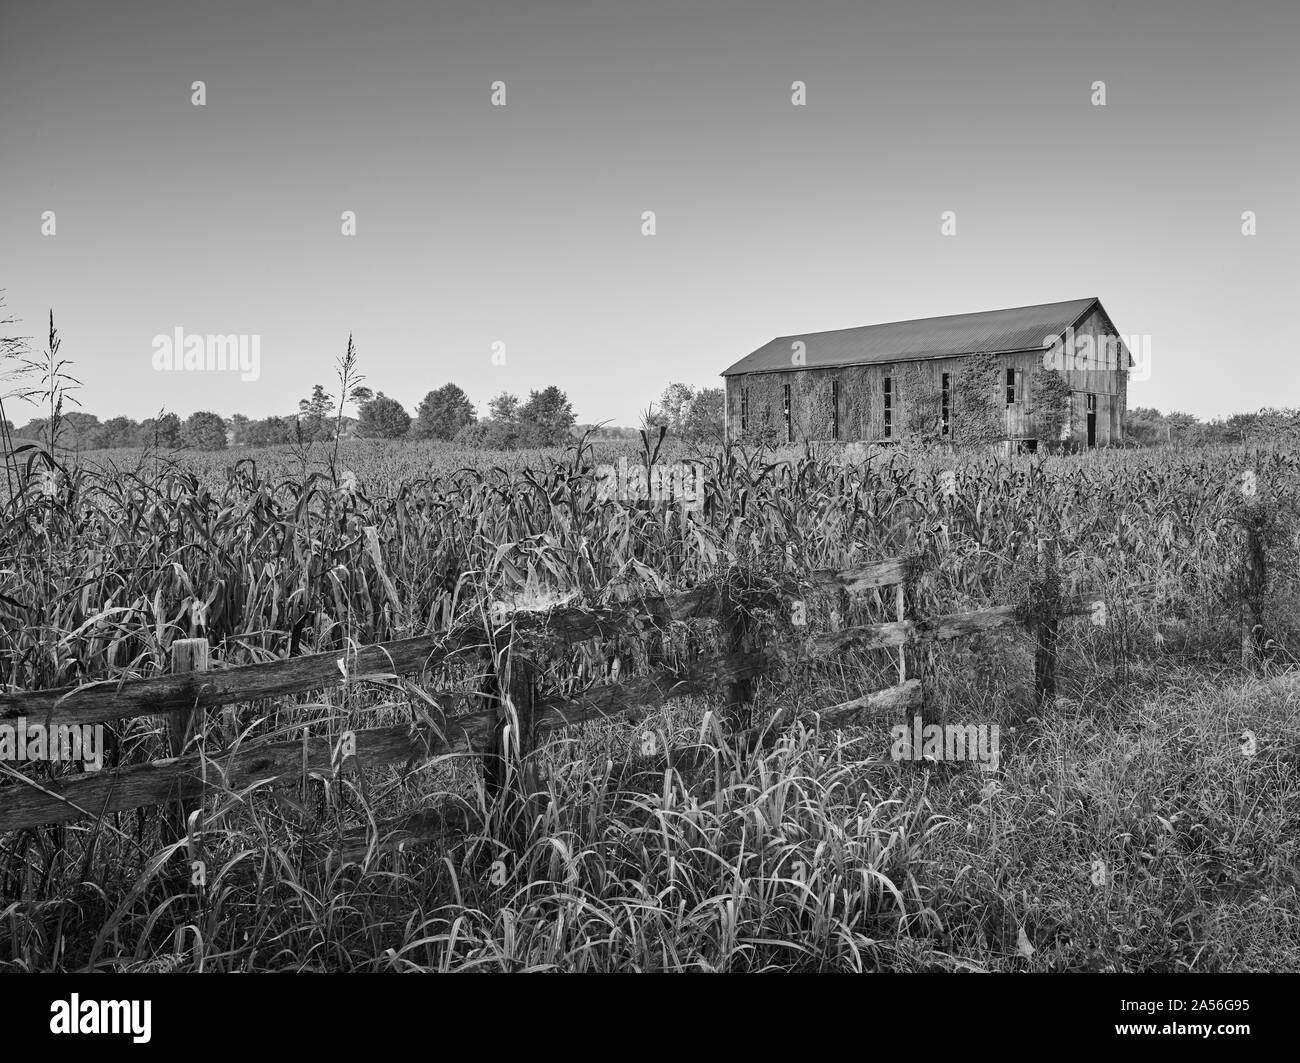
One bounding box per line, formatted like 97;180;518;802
4;439;1296;687
1;436;1299;972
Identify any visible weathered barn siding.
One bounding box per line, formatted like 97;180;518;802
1061;303;1128;444
724;302;1130;448
726;361;942;444
728;357;972;444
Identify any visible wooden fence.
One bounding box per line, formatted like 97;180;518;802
0;545;1109;842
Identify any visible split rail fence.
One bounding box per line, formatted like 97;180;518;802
0;542;1107;843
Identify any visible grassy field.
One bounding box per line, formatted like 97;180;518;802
1;435;1298;971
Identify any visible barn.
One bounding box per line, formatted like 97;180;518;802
721;297;1131;451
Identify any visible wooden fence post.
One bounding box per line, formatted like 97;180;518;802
481;623;535;842
507;645;536;795
164;637;208;845
481;646;506;810
1034;538;1059;706
903;569;937;758
1241;518;1267;667
895;582;906;684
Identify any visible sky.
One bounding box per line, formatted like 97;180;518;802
1;0;1296;428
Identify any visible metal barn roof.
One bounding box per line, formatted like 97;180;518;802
721;297;1104;376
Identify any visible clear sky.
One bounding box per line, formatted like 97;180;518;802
1;0;1296;427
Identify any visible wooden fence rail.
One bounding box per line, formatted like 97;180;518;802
0;558;908;727
0;551;1125;837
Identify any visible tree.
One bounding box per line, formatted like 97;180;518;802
1200;418;1232;445
657;383;695;432
227;413;251;446
519;386;575;445
303;382;334;416
245;416;295;446
1257;407;1300;448
356;392;411;439
1224;412;1259;446
681;387;724;444
488;392;520;423
1165;411;1200;445
1125;406;1167;447
453;418;520;449
298;384;335;441
648;383;724;445
453;420;490;447
139;412;183;448
412;384;476;441
13;418;49;442
450;388;574;450
184;410;228;450
457;391;523;448
18;410;103;449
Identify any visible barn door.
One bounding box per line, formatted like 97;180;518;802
1086;393;1097;447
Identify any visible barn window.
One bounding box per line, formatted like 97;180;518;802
1006;368;1017;406
941;373;950;436
740;388;749;432
831;379;840;440
883;376;892;439
783;383;792;443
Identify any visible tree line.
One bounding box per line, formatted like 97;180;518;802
6;391;1289;454
3;383;576;452
4;365;726;453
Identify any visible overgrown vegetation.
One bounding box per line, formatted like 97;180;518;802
1;419;1297;970
898;363;944;444
952;352;1003;446
1033;367;1073;448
